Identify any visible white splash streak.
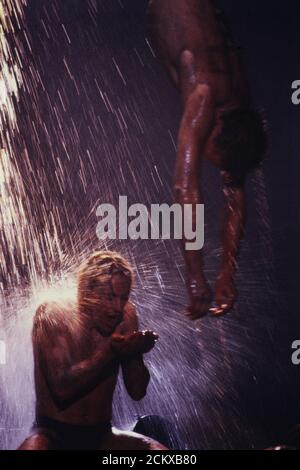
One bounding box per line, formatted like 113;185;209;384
0;0;64;287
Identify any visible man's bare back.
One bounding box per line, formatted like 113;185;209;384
147;0;267;318
19;252;167;450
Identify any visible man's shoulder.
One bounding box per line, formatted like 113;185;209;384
34;301;63;322
33;300;76;335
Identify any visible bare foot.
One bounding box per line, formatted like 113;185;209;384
210;271;237;316
186;277;212;320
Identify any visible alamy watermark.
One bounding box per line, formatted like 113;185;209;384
291;80;300;105
96;196;204;250
291;340;300;365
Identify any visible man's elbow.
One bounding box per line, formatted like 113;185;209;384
128;385;148;401
126;373;150;401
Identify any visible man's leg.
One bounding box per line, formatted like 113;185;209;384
18;429;59;450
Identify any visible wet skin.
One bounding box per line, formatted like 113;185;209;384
147;0;249;317
18;273;165;450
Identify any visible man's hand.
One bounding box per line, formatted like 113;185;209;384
210;271;237;316
111;330;158;358
187;276;213;320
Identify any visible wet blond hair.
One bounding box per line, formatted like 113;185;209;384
77;251;133;311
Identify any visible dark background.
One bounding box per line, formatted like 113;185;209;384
0;0;299;450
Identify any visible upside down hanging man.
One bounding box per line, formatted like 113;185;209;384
147;0;268;318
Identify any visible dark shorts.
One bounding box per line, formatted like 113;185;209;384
33;415;111;450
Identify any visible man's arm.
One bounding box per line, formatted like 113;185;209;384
211;182;246;315
122;358;150;401
174;50;216;318
33;303;119;410
118;303;151;401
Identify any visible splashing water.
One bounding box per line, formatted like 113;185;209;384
0;0;278;450
0;0;28;285
0;0;65;288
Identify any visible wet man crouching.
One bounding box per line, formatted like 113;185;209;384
19;251;167;450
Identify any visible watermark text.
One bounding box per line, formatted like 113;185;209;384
96;196;204;250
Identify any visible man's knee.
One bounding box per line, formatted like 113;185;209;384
18;432;56;450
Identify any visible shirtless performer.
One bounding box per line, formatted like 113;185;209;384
147;0;268;318
18;251;166;450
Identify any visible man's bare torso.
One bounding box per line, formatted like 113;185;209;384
34;302;129;426
147;0;250;108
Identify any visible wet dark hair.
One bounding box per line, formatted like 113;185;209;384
215;108;268;183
